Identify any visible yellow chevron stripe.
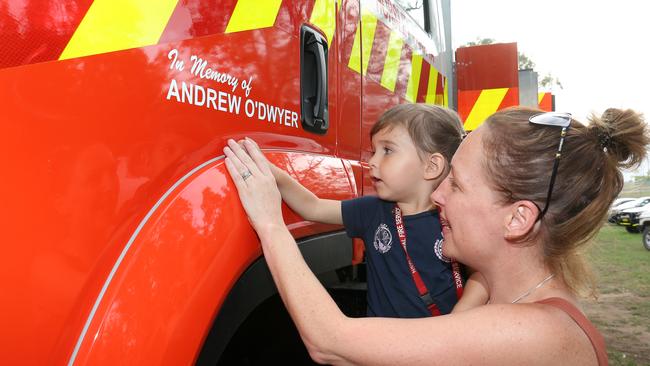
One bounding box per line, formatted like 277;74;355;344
59;0;178;60
538;92;545;104
225;0;282;33
379;31;403;92
348;26;362;73
464;88;509;130
435;93;443;105
443;77;449;107
310;0;337;44
425;65;438;104
348;10;377;75
405;53;423;102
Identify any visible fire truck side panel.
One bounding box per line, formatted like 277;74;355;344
357;0;450;194
335;0;363;161
0;0;451;364
69;153;355;365
0;5;347;364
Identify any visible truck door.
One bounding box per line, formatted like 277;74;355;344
354;0;452;195
0;1;362;364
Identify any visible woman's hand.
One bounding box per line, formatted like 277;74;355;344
239;137;284;181
223;139;284;234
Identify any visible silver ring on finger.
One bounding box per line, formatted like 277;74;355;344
241;170;252;181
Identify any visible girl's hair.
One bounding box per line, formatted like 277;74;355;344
482;107;649;296
370;104;465;166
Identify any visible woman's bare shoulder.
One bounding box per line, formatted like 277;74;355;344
450;301;598;365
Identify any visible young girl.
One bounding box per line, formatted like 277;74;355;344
238;103;465;317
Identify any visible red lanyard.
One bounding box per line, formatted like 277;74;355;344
394;206;464;316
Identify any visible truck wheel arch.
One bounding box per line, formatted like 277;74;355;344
196;231;354;364
67;154;361;365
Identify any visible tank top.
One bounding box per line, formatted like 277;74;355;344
536;297;608;366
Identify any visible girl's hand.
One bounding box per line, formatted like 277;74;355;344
452;271;489;313
223;139;284;234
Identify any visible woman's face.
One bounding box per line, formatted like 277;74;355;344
430;126;510;268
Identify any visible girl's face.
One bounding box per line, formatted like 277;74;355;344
368;125;429;202
430;126;509;267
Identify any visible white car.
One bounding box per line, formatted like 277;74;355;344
612;197;635;208
609;197;650;223
616;202;650;233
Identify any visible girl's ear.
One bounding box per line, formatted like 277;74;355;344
424;153;446;180
504;201;539;240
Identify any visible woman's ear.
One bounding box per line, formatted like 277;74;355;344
424;153;446;180
504;201;539;240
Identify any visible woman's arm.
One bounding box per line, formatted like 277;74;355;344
223;139;349;363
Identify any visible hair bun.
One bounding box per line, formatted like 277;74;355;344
601;108;622;124
589;108;649;169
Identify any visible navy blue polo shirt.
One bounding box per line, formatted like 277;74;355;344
342;195;458;318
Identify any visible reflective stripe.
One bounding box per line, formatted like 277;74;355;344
435;77;444;105
379;31;403;92
425;65;438;104
59;0;179;60
225;0;282;33
310;0;337;44
464;88;509;130
538;92;545;104
405;53;423;102
443;77;449;107
348;10;377;75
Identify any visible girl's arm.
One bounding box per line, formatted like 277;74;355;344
452;271;490;313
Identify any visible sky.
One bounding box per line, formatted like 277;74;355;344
449;0;650;179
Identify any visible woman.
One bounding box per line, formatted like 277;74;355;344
222;107;647;365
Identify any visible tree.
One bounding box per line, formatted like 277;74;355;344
539;73;563;90
464;37;495;46
518;53;535;70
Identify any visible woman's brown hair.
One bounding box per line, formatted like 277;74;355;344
371;103;464;167
482;107;649;295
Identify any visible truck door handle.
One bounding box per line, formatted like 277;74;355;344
312;40;327;122
300;25;329;133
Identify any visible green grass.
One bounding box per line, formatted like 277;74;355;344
584;224;650;365
610;351;644;366
590;225;650;295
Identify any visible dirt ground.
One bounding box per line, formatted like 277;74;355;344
582;292;650;365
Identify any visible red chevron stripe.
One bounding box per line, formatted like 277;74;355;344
457;89;482;122
416;61;430;103
498;87;519;110
0;1;93;69
393;44;412;99
159;0;239;43
539;92;553;111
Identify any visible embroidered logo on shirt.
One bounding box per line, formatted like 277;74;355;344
434;238;451;263
373;223;392;253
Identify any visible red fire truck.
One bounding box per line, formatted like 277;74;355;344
0;0;531;364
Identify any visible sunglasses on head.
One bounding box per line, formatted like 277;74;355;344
528;112;572;220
